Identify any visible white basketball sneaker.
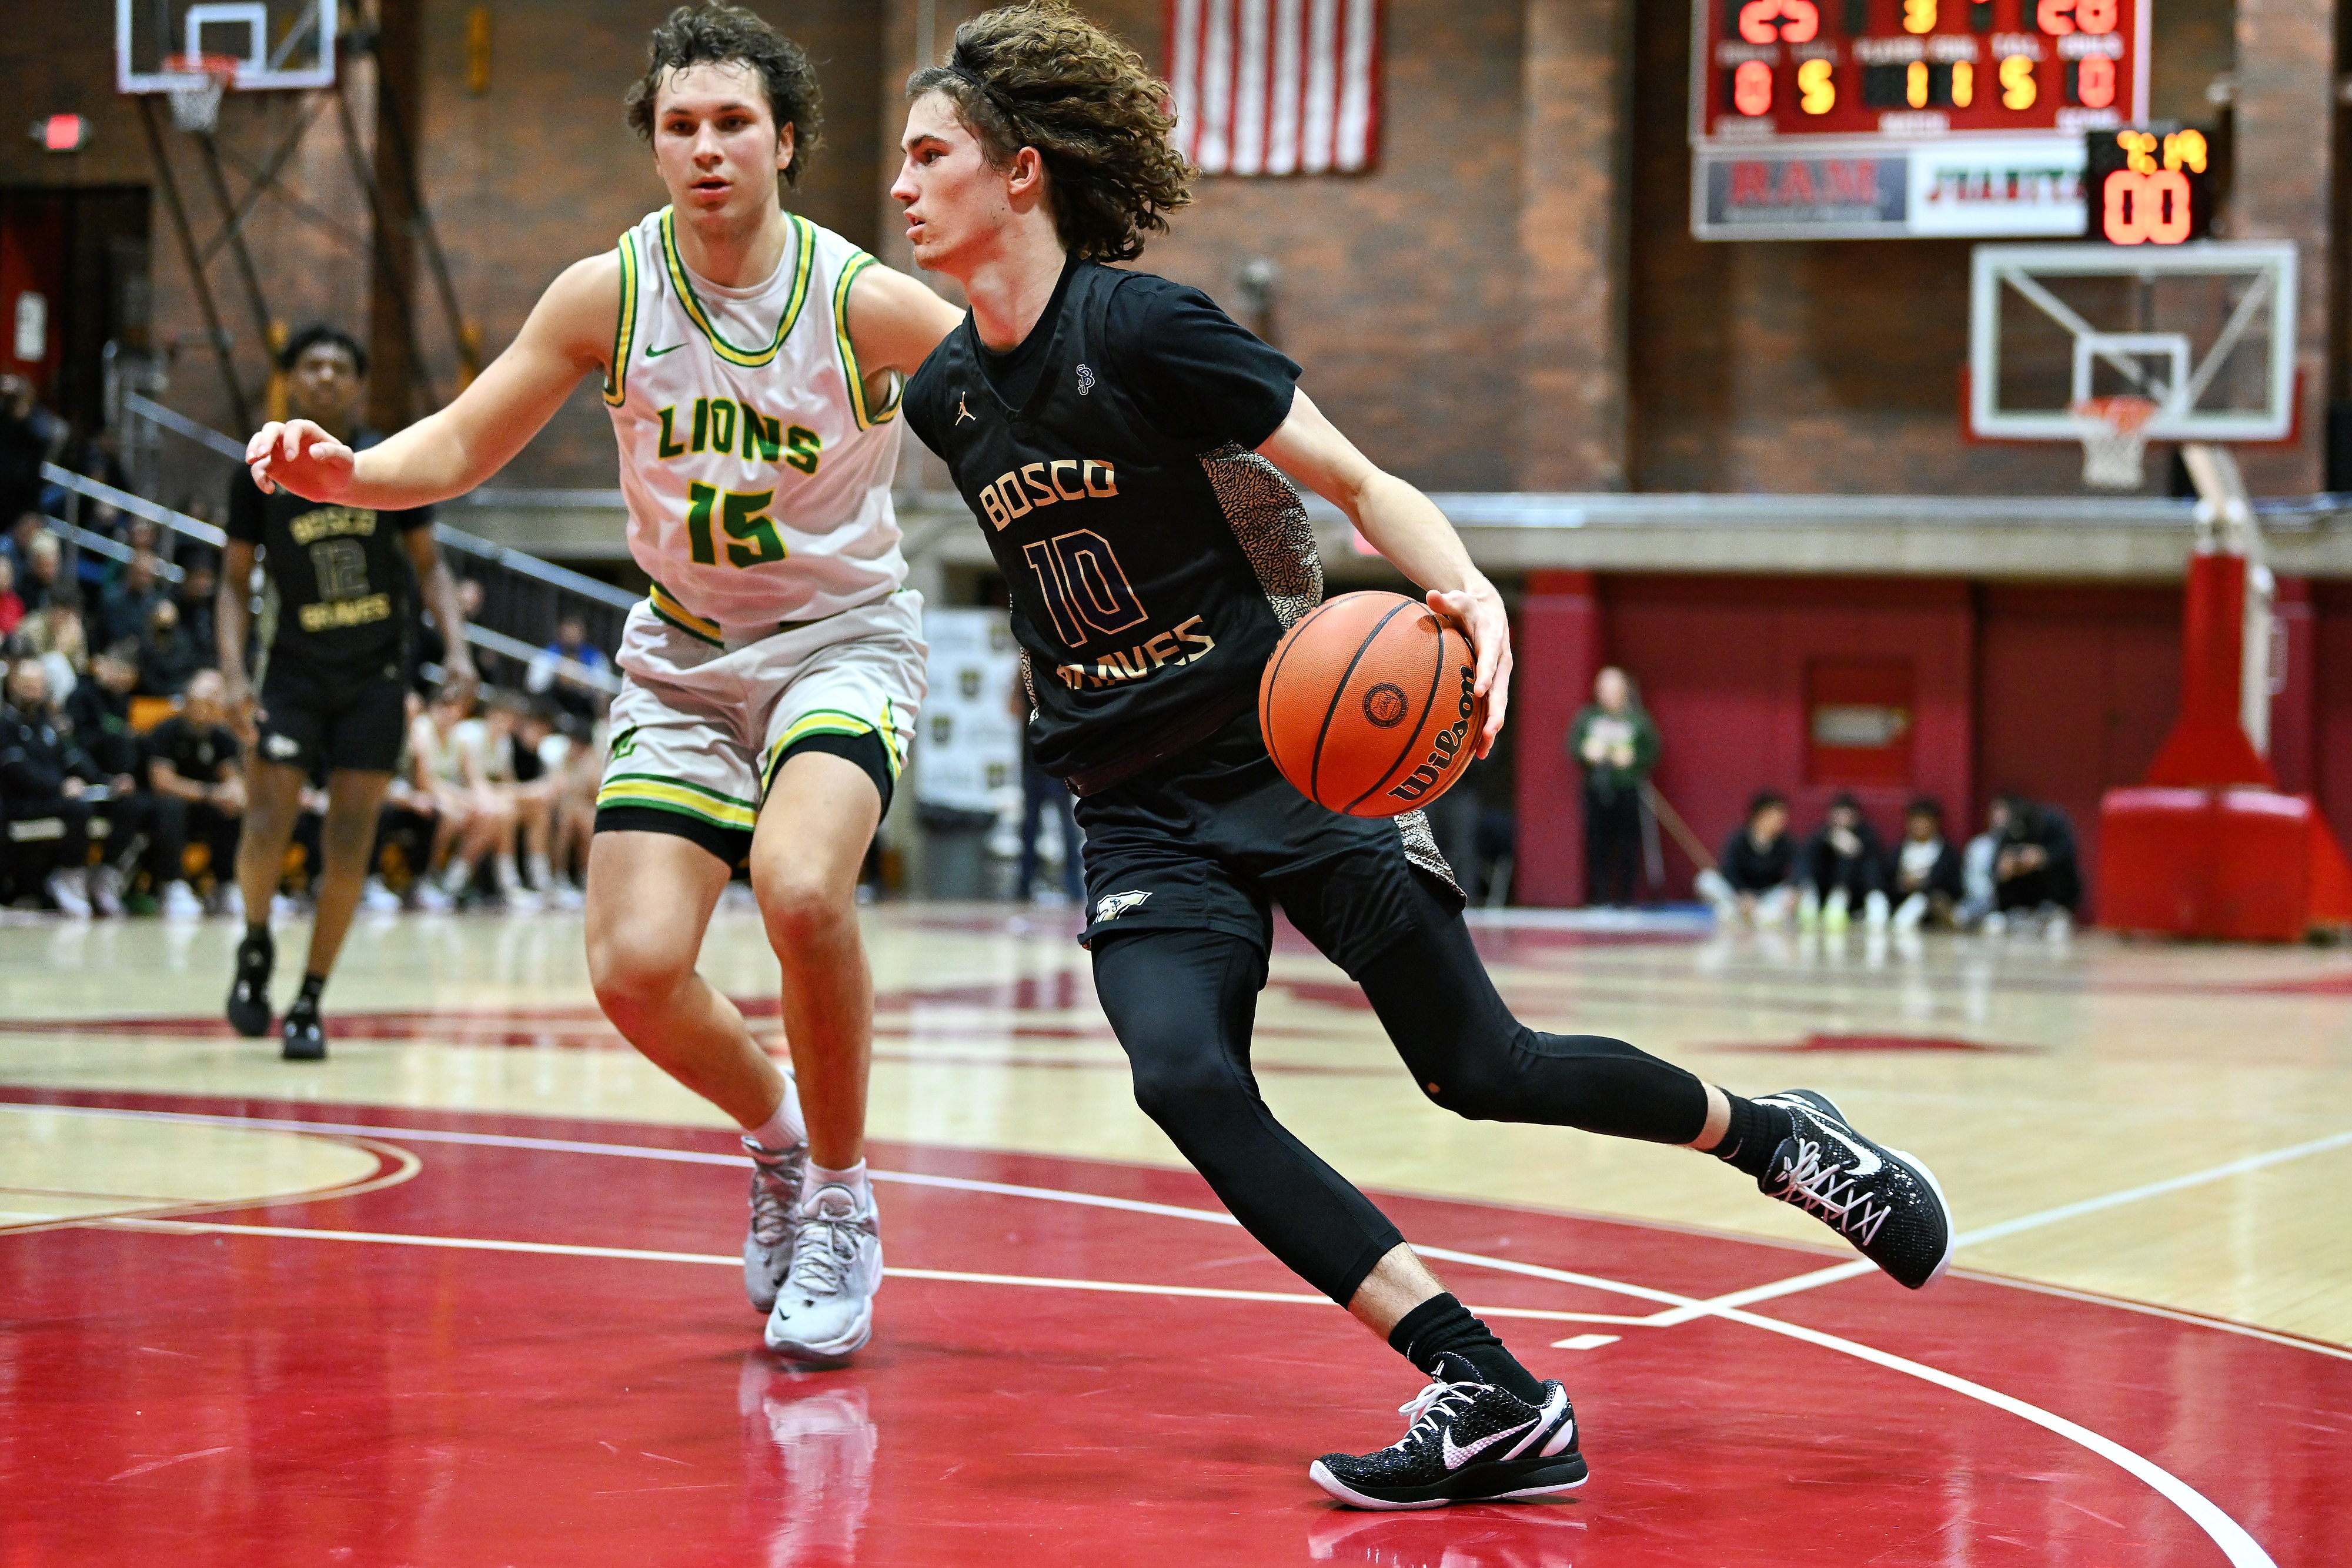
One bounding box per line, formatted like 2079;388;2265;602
742;1132;807;1314
763;1181;882;1364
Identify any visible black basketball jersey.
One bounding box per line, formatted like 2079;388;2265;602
905;259;1324;778
225;429;433;674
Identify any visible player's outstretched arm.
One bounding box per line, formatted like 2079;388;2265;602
246;253;622;510
1258;390;1512;755
845;263;966;390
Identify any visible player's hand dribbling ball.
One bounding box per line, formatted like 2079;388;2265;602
1258;590;1486;818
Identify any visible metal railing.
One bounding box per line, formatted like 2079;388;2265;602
31;465;624;694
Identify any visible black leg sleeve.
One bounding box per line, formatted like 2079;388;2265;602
1357;873;1711;1144
1091;928;1404;1305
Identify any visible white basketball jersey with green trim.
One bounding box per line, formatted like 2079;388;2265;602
603;206;906;633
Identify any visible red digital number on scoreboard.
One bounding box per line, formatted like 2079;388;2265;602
1693;0;2144;143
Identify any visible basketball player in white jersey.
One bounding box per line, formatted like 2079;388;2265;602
245;3;964;1362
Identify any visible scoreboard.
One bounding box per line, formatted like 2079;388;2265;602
1690;0;2150;240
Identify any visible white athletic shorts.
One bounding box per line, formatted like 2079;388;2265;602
594;587;926;865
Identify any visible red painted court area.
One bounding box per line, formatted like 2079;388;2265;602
3;1091;2343;1567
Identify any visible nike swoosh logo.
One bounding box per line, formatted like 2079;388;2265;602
1818;1124;1883;1178
646;343;685;357
1441;1415;1539;1471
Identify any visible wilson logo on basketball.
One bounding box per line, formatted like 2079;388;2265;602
1386;665;1478;804
1362;684;1408;728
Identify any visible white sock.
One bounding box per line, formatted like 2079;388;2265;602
746;1074;806;1154
801;1159;870;1208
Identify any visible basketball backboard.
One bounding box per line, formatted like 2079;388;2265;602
1967;240;2297;445
116;0;339;94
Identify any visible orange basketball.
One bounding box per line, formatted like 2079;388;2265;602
1258;591;1485;818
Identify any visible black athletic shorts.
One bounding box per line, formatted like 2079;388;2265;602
1073;710;1463;971
256;657;408;775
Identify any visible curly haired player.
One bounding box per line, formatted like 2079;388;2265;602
891;1;1954;1509
246;2;963;1364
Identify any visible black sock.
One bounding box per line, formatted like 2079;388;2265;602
1387;1293;1545;1406
294;972;326;1010
242;921;272;951
1711;1093;1793;1179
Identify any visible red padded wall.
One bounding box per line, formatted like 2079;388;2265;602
1596;577;1976;900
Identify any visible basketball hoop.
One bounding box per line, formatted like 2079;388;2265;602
159;54;240;134
2073;395;2161;490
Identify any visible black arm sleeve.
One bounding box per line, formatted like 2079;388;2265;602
1105;276;1301;449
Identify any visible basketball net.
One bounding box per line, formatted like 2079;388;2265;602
2073;395;2161;490
161;54;240;134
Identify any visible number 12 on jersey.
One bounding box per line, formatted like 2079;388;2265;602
685;483;788;569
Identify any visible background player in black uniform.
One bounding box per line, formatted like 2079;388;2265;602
219;325;477;1059
894;3;1955;1510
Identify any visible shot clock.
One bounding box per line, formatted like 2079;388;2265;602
2084;125;2217;244
1691;0;2151;240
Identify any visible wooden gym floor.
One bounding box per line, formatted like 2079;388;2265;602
2;903;2346;1566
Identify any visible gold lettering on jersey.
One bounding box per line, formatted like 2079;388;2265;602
298;593;392;632
653;403;817;473
981;459;1117;531
288;507;378;546
1053;614;1215;689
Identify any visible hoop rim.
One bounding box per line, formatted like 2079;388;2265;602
158;52;243;82
2072;394;2163;436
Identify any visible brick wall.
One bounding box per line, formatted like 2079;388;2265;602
0;0;2308;501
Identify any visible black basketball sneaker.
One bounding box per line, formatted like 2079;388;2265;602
1756;1089;1953;1289
280;995;326;1062
227;929;274;1038
1308;1353;1586;1510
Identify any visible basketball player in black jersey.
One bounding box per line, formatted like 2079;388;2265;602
896;4;1954;1510
221;325;476;1059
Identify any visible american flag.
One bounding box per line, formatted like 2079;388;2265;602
1167;0;1382;177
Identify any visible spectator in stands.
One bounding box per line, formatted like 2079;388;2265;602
527;613;609;721
0;376;61;533
0;554;22;638
65;641;141;781
99;548;166;651
1569;666;1659;908
1887;796;1965;932
19;531;64;615
136;597;205;698
407;686;514;910
1;657;124;915
2;512;41;584
1802;791;1889;930
1698;790;1798;925
1984;793;2080;935
175;552;219;658
362;691;443;912
22;594;88;706
146;670;246;918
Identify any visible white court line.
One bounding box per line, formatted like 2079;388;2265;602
86;1218;1632;1322
85;1212;2277;1567
1711;1303;2275;1568
1658;1125;2352;1330
22;1103;2352;1349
